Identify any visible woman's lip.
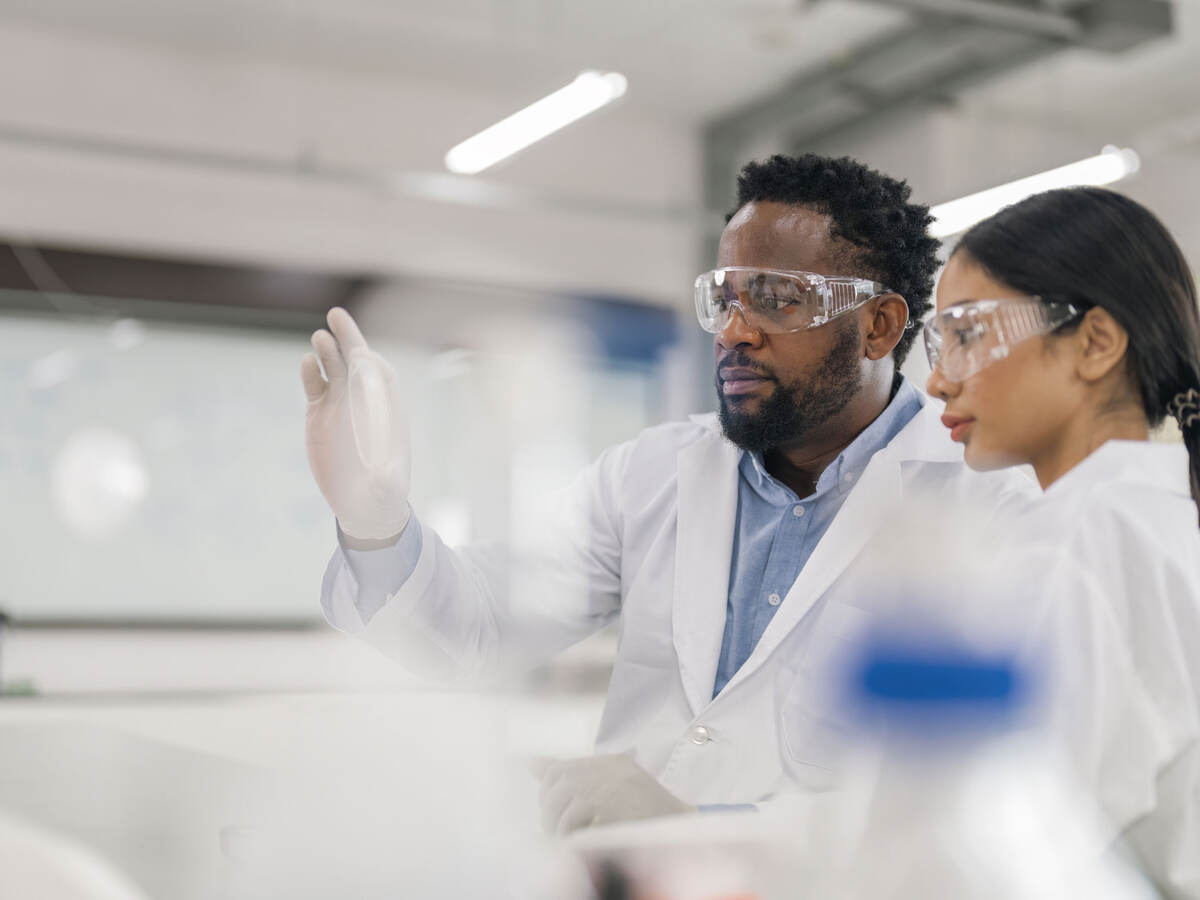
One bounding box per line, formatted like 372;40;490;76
940;414;975;442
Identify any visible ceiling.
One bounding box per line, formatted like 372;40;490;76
0;0;1190;152
0;0;1195;287
0;0;1189;143
959;0;1200;145
0;0;911;121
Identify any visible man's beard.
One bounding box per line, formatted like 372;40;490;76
717;319;863;454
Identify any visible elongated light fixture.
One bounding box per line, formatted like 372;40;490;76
929;146;1141;239
444;71;627;175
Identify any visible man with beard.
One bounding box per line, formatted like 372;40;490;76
305;154;1032;832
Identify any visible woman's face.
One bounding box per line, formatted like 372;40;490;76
926;251;1081;474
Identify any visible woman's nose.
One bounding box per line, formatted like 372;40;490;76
926;365;961;401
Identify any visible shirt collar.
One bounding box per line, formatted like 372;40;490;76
740;377;924;502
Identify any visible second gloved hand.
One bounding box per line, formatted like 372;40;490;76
301;307;411;541
534;754;697;835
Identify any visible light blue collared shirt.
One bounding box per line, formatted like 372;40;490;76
710;378;923;697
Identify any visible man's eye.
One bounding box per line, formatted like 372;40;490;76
759;294;799;311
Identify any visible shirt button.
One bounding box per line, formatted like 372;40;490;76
767;592;782;607
843;472;855;483
792;505;805;517
689;725;713;745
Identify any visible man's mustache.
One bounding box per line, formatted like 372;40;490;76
716;353;775;381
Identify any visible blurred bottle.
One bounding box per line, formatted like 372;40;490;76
825;634;1157;900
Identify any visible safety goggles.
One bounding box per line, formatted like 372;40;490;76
923;298;1083;382
694;267;893;335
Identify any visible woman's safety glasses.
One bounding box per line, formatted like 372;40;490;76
694;267;892;335
923;298;1082;382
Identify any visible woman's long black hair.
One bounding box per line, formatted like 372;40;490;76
957;186;1200;520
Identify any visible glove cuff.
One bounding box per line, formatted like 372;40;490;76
336;504;412;543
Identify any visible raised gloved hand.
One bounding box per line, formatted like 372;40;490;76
301;307;411;541
533;754;697;835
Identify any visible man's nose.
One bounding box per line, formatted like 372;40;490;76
715;303;764;351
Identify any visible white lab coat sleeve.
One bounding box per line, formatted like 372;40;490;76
320;439;632;681
322;516;426;631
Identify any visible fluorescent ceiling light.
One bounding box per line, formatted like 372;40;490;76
445;71;627;175
929;146;1141;239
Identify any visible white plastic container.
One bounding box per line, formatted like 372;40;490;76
828;641;1157;900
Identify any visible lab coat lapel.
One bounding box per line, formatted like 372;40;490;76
719;401;955;694
673;426;741;715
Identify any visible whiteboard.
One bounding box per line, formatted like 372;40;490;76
0;308;664;622
0;311;333;622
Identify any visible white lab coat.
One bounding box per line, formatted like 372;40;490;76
323;391;1031;806
1006;441;1200;900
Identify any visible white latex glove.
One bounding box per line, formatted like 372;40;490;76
301;307;411;541
533;754;697;835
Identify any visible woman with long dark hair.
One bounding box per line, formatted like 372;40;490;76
925;186;1200;897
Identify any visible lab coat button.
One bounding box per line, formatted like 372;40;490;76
792;505;805;517
767;592;782;606
689;725;712;745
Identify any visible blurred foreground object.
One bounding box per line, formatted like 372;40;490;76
0;811;150;900
566;807;829;900
559;521;1156;900
826;633;1156;899
216;692;585;900
0;698;593;900
795;496;1164;897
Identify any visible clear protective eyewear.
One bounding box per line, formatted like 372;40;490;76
923;297;1082;382
694;267;894;335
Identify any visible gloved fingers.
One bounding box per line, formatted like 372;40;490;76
346;348;403;400
327;307;369;355
300;353;327;402
527;755;559;779
555;798;598;836
311;329;347;382
539;768;579;835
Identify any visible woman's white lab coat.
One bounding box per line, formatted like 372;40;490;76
323;394;1030;807
1011;440;1200;899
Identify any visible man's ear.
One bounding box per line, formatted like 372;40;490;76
1074;306;1129;384
864;294;910;361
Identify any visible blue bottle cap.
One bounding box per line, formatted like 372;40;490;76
847;638;1032;735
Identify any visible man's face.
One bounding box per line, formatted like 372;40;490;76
714;201;866;453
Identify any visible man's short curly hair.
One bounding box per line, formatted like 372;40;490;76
728;154;940;369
